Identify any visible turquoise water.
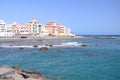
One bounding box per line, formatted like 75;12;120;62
0;37;120;80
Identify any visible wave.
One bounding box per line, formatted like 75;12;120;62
54;42;83;47
0;45;47;48
0;42;83;48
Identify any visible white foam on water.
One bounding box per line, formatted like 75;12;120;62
0;45;34;48
0;42;83;48
53;42;82;47
62;42;80;46
0;45;51;49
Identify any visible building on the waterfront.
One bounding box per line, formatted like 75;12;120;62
0;20;13;37
45;21;75;36
10;22;21;37
0;19;75;37
26;18;42;37
57;24;67;36
45;21;57;36
65;27;75;36
10;22;32;37
39;25;49;37
19;25;31;36
45;21;67;36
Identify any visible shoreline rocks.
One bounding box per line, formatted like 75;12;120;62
80;44;89;47
0;36;83;45
0;65;50;80
39;47;48;51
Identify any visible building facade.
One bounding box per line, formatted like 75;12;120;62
19;25;31;36
45;21;57;36
10;22;32;37
57;24;67;36
0;19;75;37
39;25;49;37
26;18;42;37
10;22;21;37
45;21;74;36
0;20;13;37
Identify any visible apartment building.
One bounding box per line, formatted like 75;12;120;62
0;19;75;37
57;24;67;36
45;21;74;36
39;25;49;37
26;18;42;37
45;21;57;36
0;20;13;37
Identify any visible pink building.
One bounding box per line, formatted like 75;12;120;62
45;21;57;36
45;21;67;36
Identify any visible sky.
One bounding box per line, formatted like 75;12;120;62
0;0;120;35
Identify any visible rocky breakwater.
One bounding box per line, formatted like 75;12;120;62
0;65;50;80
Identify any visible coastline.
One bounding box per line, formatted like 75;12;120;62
0;35;120;80
0;36;85;46
0;65;50;80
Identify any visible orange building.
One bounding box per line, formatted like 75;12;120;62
45;21;67;36
57;24;67;36
45;21;57;36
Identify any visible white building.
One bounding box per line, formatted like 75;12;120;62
0;20;13;37
19;25;30;35
66;28;75;36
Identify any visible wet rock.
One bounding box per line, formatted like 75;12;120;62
49;44;53;47
20;47;24;49
39;47;48;51
22;70;42;79
45;44;53;47
80;44;89;47
33;45;38;48
12;65;21;70
20;73;29;79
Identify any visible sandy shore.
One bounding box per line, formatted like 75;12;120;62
0;36;84;46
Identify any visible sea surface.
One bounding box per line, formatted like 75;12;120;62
0;35;120;80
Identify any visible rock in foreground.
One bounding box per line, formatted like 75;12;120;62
0;65;50;80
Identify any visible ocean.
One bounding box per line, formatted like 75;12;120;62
0;35;120;80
